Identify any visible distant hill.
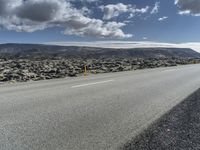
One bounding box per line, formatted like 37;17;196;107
0;43;199;59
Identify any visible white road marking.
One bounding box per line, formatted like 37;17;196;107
71;80;114;88
162;69;176;72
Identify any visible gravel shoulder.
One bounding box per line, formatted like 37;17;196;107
123;88;200;150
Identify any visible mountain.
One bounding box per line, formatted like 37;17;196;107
0;43;199;59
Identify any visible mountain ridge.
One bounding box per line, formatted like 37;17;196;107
0;43;199;59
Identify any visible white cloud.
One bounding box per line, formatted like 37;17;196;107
142;37;148;40
100;3;129;20
0;0;131;39
100;3;149;20
128;6;149;19
158;16;168;21
45;41;200;53
63;19;132;38
151;2;160;14
175;0;200;16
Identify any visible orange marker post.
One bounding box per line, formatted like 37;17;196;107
84;65;87;76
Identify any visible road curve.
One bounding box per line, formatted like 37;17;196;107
0;65;200;150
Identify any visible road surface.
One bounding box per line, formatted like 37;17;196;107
0;65;200;150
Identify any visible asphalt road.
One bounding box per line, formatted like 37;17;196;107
123;88;200;150
0;65;200;150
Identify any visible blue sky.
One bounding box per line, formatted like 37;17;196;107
0;0;200;44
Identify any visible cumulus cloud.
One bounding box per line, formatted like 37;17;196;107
0;0;131;39
100;3;149;20
15;0;66;22
151;2;160;14
63;17;132;38
158;16;168;21
175;0;200;16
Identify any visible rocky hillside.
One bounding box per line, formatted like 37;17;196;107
0;43;199;59
0;43;200;83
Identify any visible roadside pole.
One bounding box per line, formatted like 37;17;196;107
84;65;87;76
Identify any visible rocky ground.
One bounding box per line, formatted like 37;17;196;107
0;57;199;83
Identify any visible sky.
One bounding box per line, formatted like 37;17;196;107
1;0;200;51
